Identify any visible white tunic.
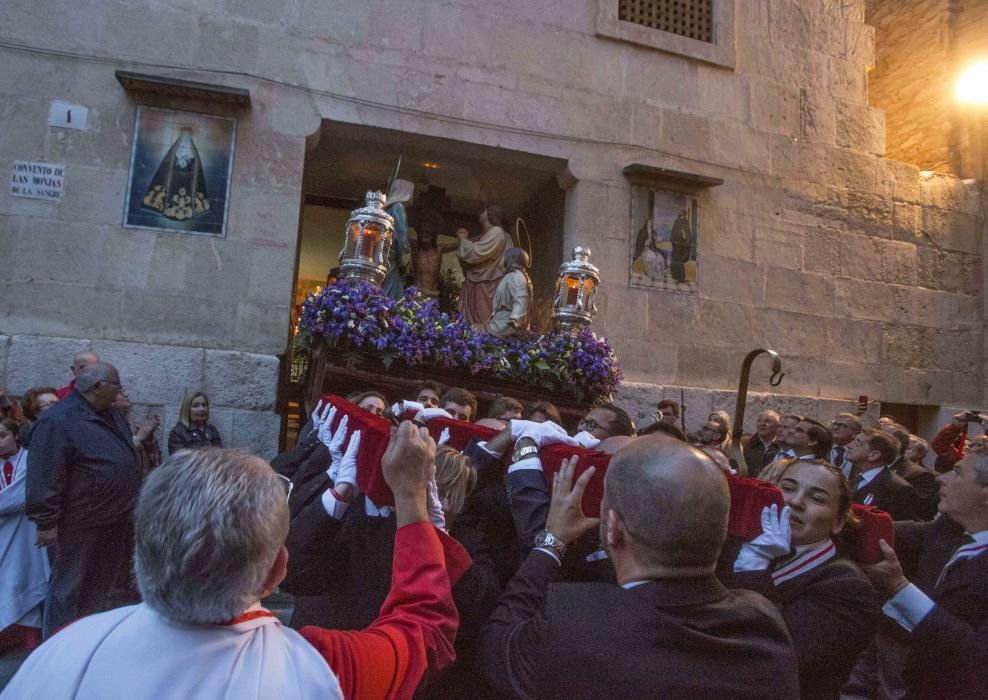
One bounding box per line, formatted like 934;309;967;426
0;448;50;629
0;603;344;699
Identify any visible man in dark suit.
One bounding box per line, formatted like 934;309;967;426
884;423;940;520
863;443;988;699
480;433;798;699
846;428;920;521
742;409;780;477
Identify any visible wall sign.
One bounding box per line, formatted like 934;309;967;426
9;161;65;202
123;106;237;237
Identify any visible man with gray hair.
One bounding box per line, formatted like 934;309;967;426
481;434;798;697
6;424;470;698
863;440;988;697
27;361;140;638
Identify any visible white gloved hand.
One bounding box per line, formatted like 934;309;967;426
326;414;350;465
331;430;360;489
438;427;451;445
316;406;338;447
509;419;579;448
427;479;446;531
416;407;452;422
392;400;425;417
309;400;324;431
733;504;793;572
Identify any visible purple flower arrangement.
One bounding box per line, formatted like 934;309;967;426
297;280;622;403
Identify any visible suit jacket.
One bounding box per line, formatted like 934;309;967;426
892;518;988;699
269;427;322;479
730;555;879;700
743;434;779;478
853;466;920;522
891;457;939;521
481;550;799;699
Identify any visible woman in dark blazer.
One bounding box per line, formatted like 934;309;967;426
731;459;879;700
167;392;222;454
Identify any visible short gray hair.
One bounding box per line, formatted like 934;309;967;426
75;362;119;393
134;448;289;624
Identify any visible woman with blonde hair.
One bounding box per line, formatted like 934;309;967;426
434;445;478;523
168;392;222;455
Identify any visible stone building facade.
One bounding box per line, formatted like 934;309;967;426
0;0;984;453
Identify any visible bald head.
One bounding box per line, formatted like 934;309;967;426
604;435;729;571
71;351;100;377
76;362;122;412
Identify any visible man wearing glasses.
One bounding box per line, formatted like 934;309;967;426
829;413;862;478
27;362;142;638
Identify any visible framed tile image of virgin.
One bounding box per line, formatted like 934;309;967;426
123;106;236;237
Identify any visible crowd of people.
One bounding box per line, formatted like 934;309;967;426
0;352;986;698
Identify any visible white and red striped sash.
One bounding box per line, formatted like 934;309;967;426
772;540;837;586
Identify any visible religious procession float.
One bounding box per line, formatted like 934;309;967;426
295;189;623;425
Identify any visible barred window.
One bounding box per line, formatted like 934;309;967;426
618;0;714;44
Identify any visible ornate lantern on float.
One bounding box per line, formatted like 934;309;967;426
552;246;600;330
339;191;394;286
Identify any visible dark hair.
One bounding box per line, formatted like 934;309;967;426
413;380;444;398
599;402;635;437
487;396;523;419
782;413;806;423
0;417;20;438
485;205;505;228
440;387;478;420
861;428;900;465
638;420;687;441
800;418;833;459
524;401;562;425
21;386;59;422
886;423;911;457
656;399;680;417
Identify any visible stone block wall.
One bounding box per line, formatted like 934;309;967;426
1;0;983;450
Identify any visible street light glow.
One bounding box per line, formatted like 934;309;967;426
957;60;988;104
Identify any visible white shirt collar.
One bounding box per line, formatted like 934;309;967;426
966;529;988;547
856;465;887;488
621;580;649;589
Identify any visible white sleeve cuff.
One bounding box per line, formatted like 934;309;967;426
477;441;504;459
508;456;544;474
882;583;936;632
320;488;349;520
534;547;562;565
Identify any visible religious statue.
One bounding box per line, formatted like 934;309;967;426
382;179;413;300
455;205;511;325
670;208;692;283
481;247;532;336
409;211;443;297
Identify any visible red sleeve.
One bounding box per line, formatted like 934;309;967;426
300;522;472;700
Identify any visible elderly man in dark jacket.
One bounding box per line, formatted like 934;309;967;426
27;362;142;638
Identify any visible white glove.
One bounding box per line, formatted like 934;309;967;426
509;419;579;448
327;414;349;465
416;407;452;422
438;427;451;445
316;405;338;447
330;430;359;489
427;479;446;531
309;400;324;432
733;504;793;572
392;400;424;417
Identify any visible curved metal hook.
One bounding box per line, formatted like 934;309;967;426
732;349;785;477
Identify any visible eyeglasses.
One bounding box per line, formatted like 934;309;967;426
275;474;294;502
578;417;604;433
830;421;852;429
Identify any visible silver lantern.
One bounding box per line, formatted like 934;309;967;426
339;190;394;286
552;246;600;330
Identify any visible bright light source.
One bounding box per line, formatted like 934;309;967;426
956;60;988;105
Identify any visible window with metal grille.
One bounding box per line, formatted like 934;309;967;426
618;0;714;44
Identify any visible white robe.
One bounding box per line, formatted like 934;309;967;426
0;448;50;630
0;603;344;699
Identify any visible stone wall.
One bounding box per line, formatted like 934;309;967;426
867;0;988;177
0;0;983;451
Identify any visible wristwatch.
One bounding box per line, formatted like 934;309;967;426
534;529;567;559
512;444;539;463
